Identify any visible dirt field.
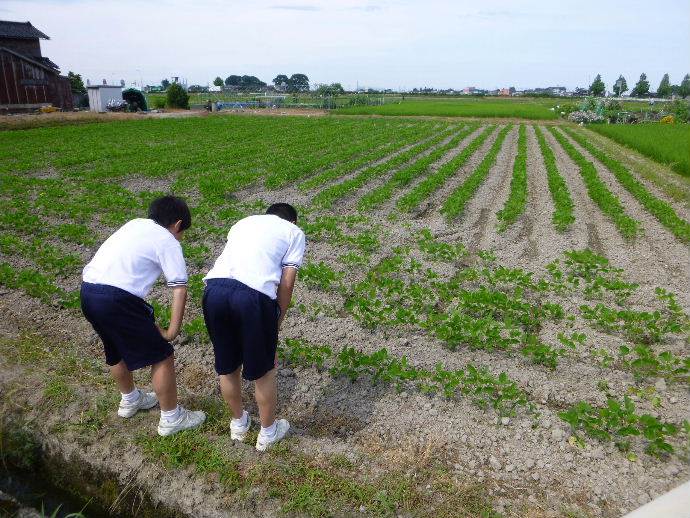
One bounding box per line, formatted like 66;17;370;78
0;115;688;517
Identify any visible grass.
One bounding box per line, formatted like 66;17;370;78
337;97;558;119
587;123;690;177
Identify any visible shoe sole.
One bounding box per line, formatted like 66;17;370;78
117;398;159;418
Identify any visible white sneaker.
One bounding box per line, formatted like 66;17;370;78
255;419;290;452
230;411;252;441
117;390;158;418
157;407;206;436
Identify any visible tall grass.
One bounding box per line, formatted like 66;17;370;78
587;123;690;177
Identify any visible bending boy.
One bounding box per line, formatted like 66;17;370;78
81;195;205;436
203;203;305;451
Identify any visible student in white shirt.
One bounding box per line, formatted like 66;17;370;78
203;203;306;451
81;196;205;436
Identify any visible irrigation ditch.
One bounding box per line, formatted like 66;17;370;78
0;414;180;518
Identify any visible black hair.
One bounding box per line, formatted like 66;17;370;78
148;195;191;231
266;203;298;223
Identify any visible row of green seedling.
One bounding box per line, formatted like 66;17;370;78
440;125;511;219
356;124;478;210
547;126;640;239
564;127;690;244
299;122;444;191
311;125;463;208
559;395;688;458
534;126;575;231
496;124;528;230
279;338;532;416
397;125;498;213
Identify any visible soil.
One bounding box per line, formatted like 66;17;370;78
1;118;689;518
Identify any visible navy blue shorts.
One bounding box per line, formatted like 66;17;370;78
80;282;173;371
202;278;280;381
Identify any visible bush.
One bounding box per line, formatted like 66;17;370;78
567;111;605;124
166;83;189;109
122;88;148;111
153;96;166;109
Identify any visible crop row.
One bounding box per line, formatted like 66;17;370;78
0;233;81;276
311;124;465;208
547;127;640;239
397;125;498;213
298;122;444;191
280;333;689;457
279;338;531;416
355;124;478;210
496;124;527;230
564;128;690;243
560;396;687;457
533;126;575;231
440;125;511;219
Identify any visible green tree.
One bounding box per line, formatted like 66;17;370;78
67;71;86;94
161;78;170;89
166;82;189;109
213;76;223;87
288;73;310;93
272;74;289;89
612;75;627;96
588;74;605;96
630;73;650;97
680;74;690;98
657;73;672;98
225;75;241;86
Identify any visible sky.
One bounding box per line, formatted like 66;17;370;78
3;0;689;91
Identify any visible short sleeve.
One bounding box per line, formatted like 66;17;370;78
281;229;306;269
158;242;188;287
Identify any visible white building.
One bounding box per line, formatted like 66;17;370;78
87;84;123;112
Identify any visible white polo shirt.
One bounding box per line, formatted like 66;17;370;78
204;214;306;299
83;218;188;299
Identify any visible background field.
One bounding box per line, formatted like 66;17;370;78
1;113;689;518
337;97;560;119
587;123;690;177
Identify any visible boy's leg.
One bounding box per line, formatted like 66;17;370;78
110;360;135;394
219;366;243;419
254;367;277;428
151;354;178;411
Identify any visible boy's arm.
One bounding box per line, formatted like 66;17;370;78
276;267;297;329
159;285;187;341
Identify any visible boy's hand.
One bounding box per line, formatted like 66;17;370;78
157;324;179;342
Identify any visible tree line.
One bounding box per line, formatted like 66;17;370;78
588;73;690;98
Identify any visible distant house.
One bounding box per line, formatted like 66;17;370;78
0;20;73;112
